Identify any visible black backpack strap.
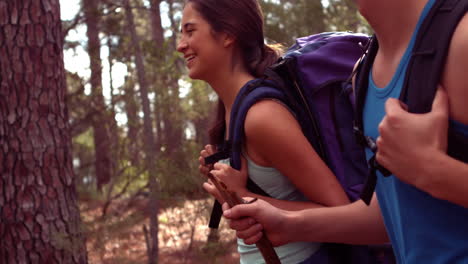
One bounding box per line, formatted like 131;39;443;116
353;36;387;205
400;0;468;113
401;0;468;164
353;35;378;148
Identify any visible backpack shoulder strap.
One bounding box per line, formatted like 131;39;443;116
227;79;287;170
353;35;379;147
401;0;468;112
206;78;288;229
403;0;468;163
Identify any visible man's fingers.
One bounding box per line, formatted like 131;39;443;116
236;224;263;243
240;155;248;173
241;231;264;245
228;216;257;231
223;202;257;219
385;97;407;116
432;86;449;116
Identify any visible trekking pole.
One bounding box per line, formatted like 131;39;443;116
205;166;281;264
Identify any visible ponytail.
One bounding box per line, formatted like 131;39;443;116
208;100;226;146
249;43;284;78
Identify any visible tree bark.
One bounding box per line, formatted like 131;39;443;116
159;0;183;158
149;0;164;150
123;76;142;165
149;0;164;56
83;0;112;190
123;0;160;263
0;0;88;263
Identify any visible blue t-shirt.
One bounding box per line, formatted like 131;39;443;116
363;0;468;263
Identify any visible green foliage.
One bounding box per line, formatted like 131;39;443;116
260;0;326;46
325;0;372;33
73;128;98;192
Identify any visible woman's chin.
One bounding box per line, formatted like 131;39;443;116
188;70;202;80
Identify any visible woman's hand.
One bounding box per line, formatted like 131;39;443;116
198;144;216;176
203;157;249;202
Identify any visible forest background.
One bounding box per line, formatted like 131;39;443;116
0;0;370;263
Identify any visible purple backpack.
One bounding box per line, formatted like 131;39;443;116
228;32;371;201
206;32;395;263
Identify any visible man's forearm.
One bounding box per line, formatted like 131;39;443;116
289;194;389;245
418;150;468;207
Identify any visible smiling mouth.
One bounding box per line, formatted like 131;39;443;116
186;55;195;64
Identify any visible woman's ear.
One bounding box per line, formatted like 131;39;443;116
223;33;235;48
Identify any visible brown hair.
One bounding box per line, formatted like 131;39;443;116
186;0;282;145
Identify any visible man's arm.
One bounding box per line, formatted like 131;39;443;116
223;194;388;246
376;14;468;207
420;20;468;208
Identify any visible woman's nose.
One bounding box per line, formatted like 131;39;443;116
177;38;187;53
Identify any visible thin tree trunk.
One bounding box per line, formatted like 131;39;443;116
161;0;183;157
123;0;160;263
83;0;112;190
107;37;116;113
149;0;164;151
0;0;87;263
150;0;164;56
123;76;142;165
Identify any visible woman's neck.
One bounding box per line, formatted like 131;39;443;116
209;70;255;113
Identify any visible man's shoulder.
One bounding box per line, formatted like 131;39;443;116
442;13;468;124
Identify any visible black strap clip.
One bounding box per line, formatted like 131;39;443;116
204;141;232;165
360;155;392;205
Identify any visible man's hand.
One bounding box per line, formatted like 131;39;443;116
376;87;449;186
222;199;292;247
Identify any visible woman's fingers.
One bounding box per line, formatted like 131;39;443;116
206;144;216;155
199;163;209;175
213;161;228;170
203;181;224;203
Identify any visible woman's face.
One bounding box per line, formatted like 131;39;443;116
177;3;230;81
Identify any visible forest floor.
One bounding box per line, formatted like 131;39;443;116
80;196;240;264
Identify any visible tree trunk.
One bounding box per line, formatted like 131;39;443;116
150;0;164;57
0;0;87;263
149;0;164;151
83;0;112;190
123;76;142;165
160;0;184;158
123;0;160;263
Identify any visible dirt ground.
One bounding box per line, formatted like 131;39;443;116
80;197;240;264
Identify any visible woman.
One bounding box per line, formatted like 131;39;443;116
177;0;350;263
